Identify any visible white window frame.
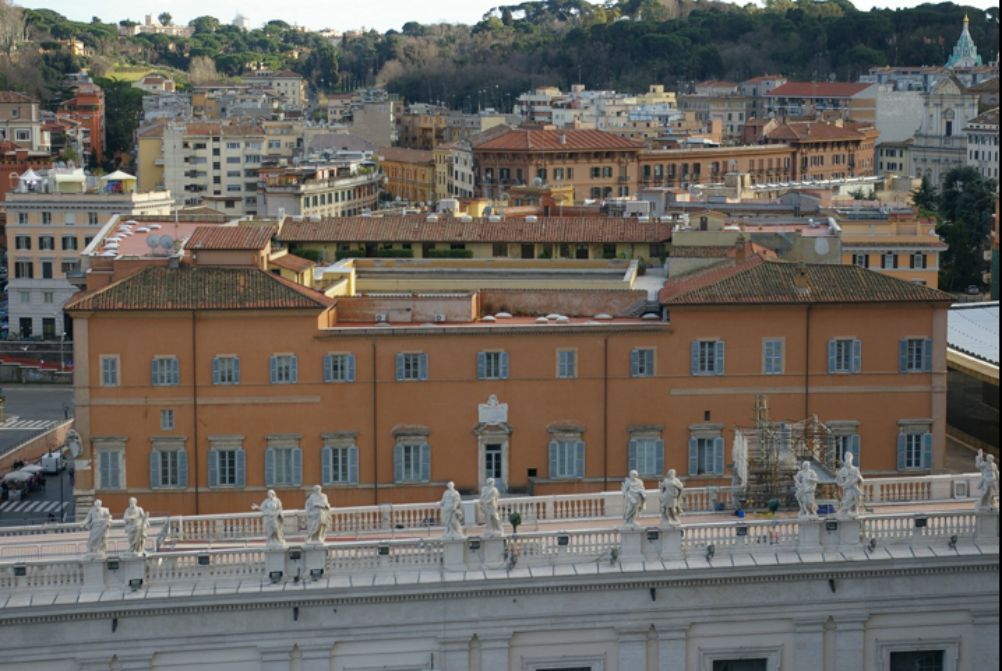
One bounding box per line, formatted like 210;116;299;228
269;353;298;384
396;352;428;381
324;352;356;383
762;338;784;375
208;438;246;488
556;348;577;379
160;409;175;431
100;355;120;387
150;440;186;489
151;356;180;386
212;355;240;385
477;350;509;380
692;339;725;376
901;337;932;373
829;338;861;374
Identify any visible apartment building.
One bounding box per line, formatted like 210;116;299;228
58;83;105;164
276;215;671;262
678;93;750;140
0;91;49;153
67;251;950;515
764;82;879;123
965;107;999;180
876;140;914;177
762;119;879;181
4;168;172;338
839;209;948;289
472;128;643;201
638;144;794;188
256;162;381;218
245;70;308;108
378;146;435;204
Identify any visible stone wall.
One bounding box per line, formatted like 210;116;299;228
0;420;73;473
480;288;649;317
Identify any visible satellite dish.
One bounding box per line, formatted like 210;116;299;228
146;236;159;249
814;238;830;256
159;235;175;249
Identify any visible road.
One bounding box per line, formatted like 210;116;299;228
0;467;74;525
0;385;73;458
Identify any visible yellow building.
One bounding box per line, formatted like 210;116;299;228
839;212;948;288
378;146;436;204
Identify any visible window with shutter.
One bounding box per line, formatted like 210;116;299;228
151;356;180;386
270;354;298;384
900;338;932;373
628;437;664;476
213;356;240;384
692;341;721;376
397;352;428;381
556;349;576;378
549;438;585;478
478;351;508;379
631;348;655;377
763;339;783;375
394;441;430;482
324;353;356;383
688;435;724;475
829;338;858;373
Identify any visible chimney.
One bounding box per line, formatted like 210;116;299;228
793;263;810;292
559;133;567;145
734;234;747;261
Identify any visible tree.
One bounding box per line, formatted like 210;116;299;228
935;166;998;291
0;0;27;58
94;77;144;170
189;15;220;34
158;12;172;26
188;55;219;83
911;176;938;212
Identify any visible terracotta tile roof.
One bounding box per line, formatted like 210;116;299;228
472;128;643;152
270;253;314;272
766;82;874;98
186;226;274;250
277;216;673;244
966;107;999;127
0;91;36;104
662;260;952;305
967;78;999;94
765;121;867;142
742;75;785;84
377;146;434;164
65;266;332;312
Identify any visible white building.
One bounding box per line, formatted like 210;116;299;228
910;76;980;185
0;475;996;671
965;107;999;180
3;168;172;339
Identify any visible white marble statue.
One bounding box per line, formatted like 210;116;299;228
82;499;112;557
252;489;286;548
835;452;864;519
659;468;685;527
975;449;999;512
440;481;465;539
123;497;149;555
304;485;332;544
794;462;819;518
621;470;647;527
478;478;503;538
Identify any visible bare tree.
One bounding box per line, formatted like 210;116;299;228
0;0;27;59
188;55;219;84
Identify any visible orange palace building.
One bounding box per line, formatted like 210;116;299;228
68;241;950;516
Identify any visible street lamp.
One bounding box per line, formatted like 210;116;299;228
59;332;66;372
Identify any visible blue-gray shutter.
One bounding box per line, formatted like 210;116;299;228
233;357;240;383
851;339;862;373
290;356;298;384
291;447;302;486
654;439;665;475
921;432;933;469
632;348;641;376
178;449;188;488
235;449;246;487
714;341;725;375
896;433;906;470
207;450;219;487
395;353;405;380
394;444;404;482
346;354;356;382
899;340;909;372
847;434;861;467
419;354;428;380
269;355;278;383
827;340;836;373
324;354;333;383
100;453;110;488
500;352;509;379
627;439;637;473
151;358;158;385
549;440;559;478
713;436;725;475
688;437;699;475
212;356;220;384
150;450;161;488
321;445;332;484
171;358;179;384
922;339;933;372
477;352;486;379
265;447;276;486
348;446;359;484
419;443;431;481
690;341;700;375
574;440;585;477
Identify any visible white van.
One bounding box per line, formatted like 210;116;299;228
40;452;65;474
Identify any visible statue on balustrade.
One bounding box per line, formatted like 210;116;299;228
123;497;149;555
622;470;647;527
440;481;465;539
659;468;685;527
794;462;819;518
82;499;112;557
836;452;864;519
976;449;999;512
479;477;503;538
305;485;332;545
252;489;286;548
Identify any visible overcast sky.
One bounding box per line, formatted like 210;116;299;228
18;0;999;33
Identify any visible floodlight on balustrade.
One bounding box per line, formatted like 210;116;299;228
13;564;26;577
468;537;481;551
269;570;284;584
106;559;120;571
914;516;928;529
197;554;211;566
646;528;660;542
377;544;390;556
557;534;570;547
288;547;302;560
825;520;839;532
128;578;143;591
705;544;715;560
309;568;324;581
735;525;748;537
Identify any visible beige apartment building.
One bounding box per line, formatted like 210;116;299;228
4;168;172;338
245;70;308;107
0;91;49;153
256;163;382;218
